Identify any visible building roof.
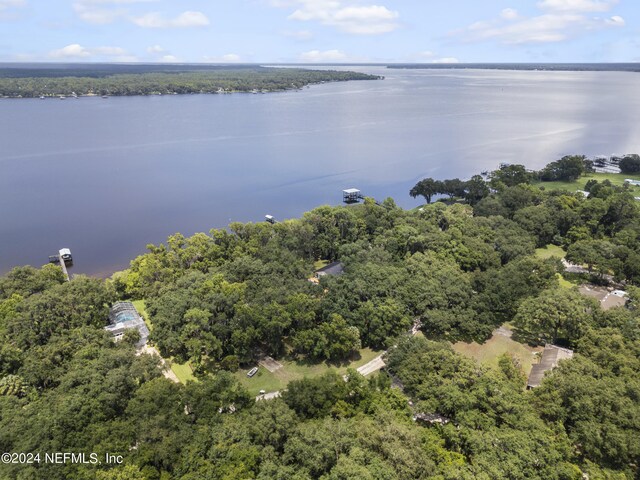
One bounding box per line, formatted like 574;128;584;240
413;413;450;425
527;344;573;388
343;188;361;194
315;261;344;276
106;302;149;347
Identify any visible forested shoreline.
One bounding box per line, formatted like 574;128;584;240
0;66;380;98
1;156;639;478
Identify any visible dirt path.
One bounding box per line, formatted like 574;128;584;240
137;344;180;383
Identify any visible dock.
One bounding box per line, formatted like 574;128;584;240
58;252;70;281
49;249;71;281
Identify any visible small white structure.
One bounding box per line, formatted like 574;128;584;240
343;188;364;204
625;179;640;186
59;248;72;264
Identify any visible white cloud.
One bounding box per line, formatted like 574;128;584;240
432;57;459;64
203;53;242;63
299;49;348;62
418;50;435;58
221;54;240;62
49;44;91;58
500;8;520;20
93;46;127;56
407;50;460;63
49;43;136;61
112;55;139;62
147;44;165;54
537;0;618;12
132;11;210;28
283;29;314;40
605;15;624;26
455;1;624;45
0;0;25;11
73;0;156;24
80;0;156;3
147;46;178;62
274;1;399;35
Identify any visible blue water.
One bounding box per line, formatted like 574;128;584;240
1;67;639;275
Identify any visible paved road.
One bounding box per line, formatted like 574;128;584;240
356;355;386;376
562;259;616;283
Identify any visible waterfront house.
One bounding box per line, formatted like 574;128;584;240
105;302;150;347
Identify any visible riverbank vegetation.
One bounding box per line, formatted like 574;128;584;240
1;155;639;478
0;65;380;98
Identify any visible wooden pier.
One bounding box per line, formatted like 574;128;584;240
58;253;70;281
49;250;71;281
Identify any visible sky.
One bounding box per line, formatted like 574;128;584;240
0;0;638;63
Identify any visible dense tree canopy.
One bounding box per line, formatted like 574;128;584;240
1;155;640;478
0;66;380;98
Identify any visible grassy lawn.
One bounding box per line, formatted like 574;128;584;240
131;300;196;384
234;347;383;396
533;246;579;288
557;273;575;289
313;259;330;270
535;245;566;259
131;299;152;331
453;329;543;377
131;296;383;393
170;361;197;384
535;172;640;194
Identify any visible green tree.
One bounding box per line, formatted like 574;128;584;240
410;178;442;204
441;178;466;200
463;175;490;205
619;154;640;174
490;164;532;188
540;155;586;182
513;288;597;344
566;239;616;277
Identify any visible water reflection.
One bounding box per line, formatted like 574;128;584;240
0;68;639;275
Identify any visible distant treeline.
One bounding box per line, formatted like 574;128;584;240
0;66;381;98
391;63;640;72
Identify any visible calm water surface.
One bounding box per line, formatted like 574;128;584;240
1;67;640;275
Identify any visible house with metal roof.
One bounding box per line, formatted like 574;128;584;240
314;261;345;278
527;344;573;389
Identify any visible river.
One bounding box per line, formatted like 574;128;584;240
1;66;639;275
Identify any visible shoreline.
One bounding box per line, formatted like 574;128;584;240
0;83;330;100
